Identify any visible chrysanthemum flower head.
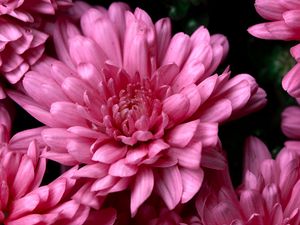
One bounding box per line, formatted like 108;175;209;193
248;0;300;99
199;136;300;225
0;0;73;98
9;2;266;215
0;105;106;225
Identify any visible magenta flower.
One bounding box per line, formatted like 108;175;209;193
9;2;266;215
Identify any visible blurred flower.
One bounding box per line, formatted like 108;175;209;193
282;105;300;139
196;164;243;225
198;136;300;225
134;202;201;225
248;0;300;99
248;0;300;41
239;136;300;224
0;0;72;22
9;2;266;215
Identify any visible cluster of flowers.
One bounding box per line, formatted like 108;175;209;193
0;0;299;224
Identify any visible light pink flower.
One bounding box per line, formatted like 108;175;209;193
239;136;300;224
248;0;300;99
248;0;300;41
199;136;300;225
0;0;73;98
9;2;266;215
0;105;102;225
196;164;244;225
0;0;72;22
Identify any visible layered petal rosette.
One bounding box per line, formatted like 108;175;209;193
248;0;300;41
248;0;300;99
0;0;72;22
9;2;266;215
0;0;73;98
0;106;95;225
238;137;300;224
199;137;300;225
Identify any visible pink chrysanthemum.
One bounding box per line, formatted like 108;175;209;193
0;0;73;98
248;0;300;41
239;137;300;224
0;0;72;22
247;0;300;99
0;105;117;225
282;105;300;139
9;2;266;215
198;137;300;225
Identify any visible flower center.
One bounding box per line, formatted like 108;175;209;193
100;80;164;145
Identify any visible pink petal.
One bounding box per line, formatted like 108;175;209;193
244;136;271;176
262;184;280;214
123;20;151;79
53;19;80;67
193;122;218;148
240;190;265;219
92;142;127;164
201;148;227;170
125;145;148;164
282;106;300;139
148;139;170;158
282;63;300;98
72;183;101;209
42;152;78;165
248;21;300;40
162;94;189;125
12;156;34;198
109;159;138;177
154;166;183;210
283;10;300;28
155;18;171;64
168;141;202;169
9;193;40;219
167;119;200;148
50;101;88;127
198;99;232;123
74;163;108;179
255;0;284;20
67;140;93;164
162;33;191;69
179;84;202;118
83;14;122;66
91;175;117;192
180;168;203;203
131;168;154;216
69;35;107;69
42;128;76;151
